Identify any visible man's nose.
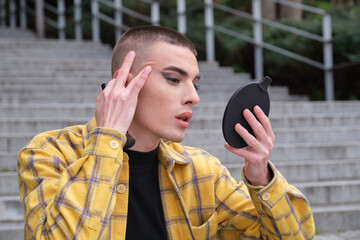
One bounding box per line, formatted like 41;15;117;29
184;84;200;106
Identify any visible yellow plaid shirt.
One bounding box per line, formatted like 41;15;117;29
18;117;315;239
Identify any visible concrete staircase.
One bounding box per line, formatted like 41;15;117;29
0;28;359;238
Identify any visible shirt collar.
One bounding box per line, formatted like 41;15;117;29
82;117;190;171
158;139;191;172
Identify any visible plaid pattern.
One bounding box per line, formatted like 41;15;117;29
18;117;314;239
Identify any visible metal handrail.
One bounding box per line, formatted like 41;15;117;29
91;0;159;42
208;0;335;100
270;0;326;14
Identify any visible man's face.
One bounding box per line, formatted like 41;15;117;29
129;41;200;145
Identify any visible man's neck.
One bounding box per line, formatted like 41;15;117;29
127;129;161;152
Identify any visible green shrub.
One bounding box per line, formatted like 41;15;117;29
215;8;360;100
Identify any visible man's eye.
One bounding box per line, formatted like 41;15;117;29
166;77;180;83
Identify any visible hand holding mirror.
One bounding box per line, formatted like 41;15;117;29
222;76;272;148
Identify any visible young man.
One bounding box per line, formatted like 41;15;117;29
18;26;315;239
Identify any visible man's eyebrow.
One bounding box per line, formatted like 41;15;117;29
162;66;201;80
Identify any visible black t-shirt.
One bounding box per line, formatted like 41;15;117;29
124;147;167;240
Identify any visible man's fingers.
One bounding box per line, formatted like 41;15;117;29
224;143;256;159
253;106;275;142
100;79;116;94
114;51;136;88
128;66;152;94
243;108;267;141
234;123;258;148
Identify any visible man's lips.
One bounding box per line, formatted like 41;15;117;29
175;112;193;128
175;112;193;122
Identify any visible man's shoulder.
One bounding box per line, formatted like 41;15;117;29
24;123;87;151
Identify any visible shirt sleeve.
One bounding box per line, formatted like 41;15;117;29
17;127;126;239
213;159;315;239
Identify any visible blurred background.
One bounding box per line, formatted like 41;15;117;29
3;0;360;100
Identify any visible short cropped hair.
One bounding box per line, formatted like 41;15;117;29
111;25;197;76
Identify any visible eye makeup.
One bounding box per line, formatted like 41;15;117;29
160;66;201;90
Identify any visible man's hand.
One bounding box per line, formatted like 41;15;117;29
95;51;152;134
225;105;275;186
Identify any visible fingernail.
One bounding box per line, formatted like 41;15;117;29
128;51;135;57
144;66;152;73
235;123;243;130
254;105;261;112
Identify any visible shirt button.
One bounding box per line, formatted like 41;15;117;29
109;140;119;149
116;184;126;194
262;192;271;201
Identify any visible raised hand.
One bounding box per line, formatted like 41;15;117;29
95;51;152;134
225;105;275;186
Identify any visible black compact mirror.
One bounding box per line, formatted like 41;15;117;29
222;76;272;148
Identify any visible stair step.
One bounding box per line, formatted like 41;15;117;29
225;159;360;183
0;84;101;94
0;38;108;48
0;221;24;240
0;77;109;85
187;113;360;130
0;117;89;134
0;152;18;171
315;230;360;240
0;104;95;118
312;203;360;232
0;48;111;55
0;28;35;39
0;93;98;104
0;195;23;222
0;173;18;196
295;180;360;205
183;126;360;146
193;101;360;116
0;69;110;78
200;142;360;162
198;89;308;102
0;61;110;70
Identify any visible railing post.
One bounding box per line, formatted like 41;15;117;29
151;0;160;26
177;0;186;34
322;13;334;101
74;0;82;41
9;0;16;28
35;0;45;38
58;0;66;40
204;0;215;62
20;0;27;29
114;0;123;40
91;0;100;42
0;0;6;27
252;0;264;80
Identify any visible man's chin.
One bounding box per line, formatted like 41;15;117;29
164;133;185;143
